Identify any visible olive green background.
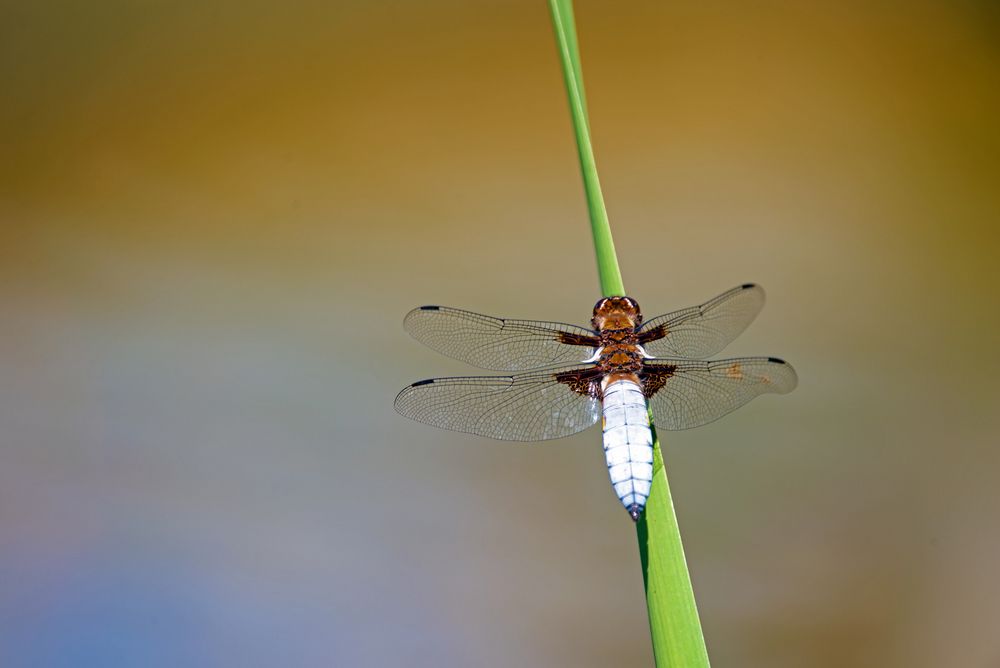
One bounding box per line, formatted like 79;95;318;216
2;1;999;666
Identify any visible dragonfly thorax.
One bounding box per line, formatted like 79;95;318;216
594;297;644;375
597;342;644;375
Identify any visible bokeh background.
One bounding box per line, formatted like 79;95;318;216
2;1;999;666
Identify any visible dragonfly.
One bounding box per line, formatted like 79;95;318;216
394;284;797;521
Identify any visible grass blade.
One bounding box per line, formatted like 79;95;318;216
547;0;623;297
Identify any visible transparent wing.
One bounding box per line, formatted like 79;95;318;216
642;357;797;430
403;305;599;371
394;364;602;441
637;284;766;359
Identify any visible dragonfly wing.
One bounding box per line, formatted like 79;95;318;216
637;284;766;359
403;306;599;371
394;364;603;441
642;357;797;430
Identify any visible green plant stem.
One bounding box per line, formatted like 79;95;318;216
548;2;711;665
637;420;711;666
547;0;623;297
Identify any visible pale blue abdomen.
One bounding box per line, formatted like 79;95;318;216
601;378;653;520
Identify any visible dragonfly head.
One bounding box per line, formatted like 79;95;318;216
592;296;642;330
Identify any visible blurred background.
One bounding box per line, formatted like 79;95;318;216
2;1;999;666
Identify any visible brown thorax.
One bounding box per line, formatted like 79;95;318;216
592;296;644;375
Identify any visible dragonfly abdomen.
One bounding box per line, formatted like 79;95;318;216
601;375;653;521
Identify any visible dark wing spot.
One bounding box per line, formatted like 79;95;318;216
638;324;669;344
411;379;435;387
767;357;787;364
418;305;441;311
557;331;600;347
555;367;603;399
640;364;677;398
741;283;757;290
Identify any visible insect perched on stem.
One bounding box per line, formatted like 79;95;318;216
395;283;797;521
